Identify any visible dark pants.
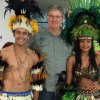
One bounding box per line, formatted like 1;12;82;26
39;89;55;100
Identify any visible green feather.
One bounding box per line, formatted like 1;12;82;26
66;0;100;11
71;24;99;40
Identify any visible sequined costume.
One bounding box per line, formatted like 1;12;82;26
74;65;100;99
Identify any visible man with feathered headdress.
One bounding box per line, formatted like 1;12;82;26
0;0;47;100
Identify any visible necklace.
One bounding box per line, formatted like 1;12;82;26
15;47;28;67
13;44;30;84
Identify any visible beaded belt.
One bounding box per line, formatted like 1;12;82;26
78;89;100;97
0;90;32;97
77;89;100;100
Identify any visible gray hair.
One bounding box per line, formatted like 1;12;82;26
47;5;64;16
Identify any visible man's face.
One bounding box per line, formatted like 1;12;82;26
47;10;63;29
13;28;29;46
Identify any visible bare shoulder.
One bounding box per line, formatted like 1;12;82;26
66;55;75;72
67;55;75;69
27;48;39;64
67;55;75;62
95;54;100;66
1;45;12;59
28;48;38;57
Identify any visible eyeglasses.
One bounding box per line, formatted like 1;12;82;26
48;15;63;19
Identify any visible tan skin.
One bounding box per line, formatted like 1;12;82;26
0;28;39;100
47;9;64;36
66;39;100;93
95;51;100;55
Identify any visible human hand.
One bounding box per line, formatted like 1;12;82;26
90;81;100;92
78;78;94;91
95;51;100;55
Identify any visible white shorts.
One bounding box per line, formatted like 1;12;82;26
0;90;33;100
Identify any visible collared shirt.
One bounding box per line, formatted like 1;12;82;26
28;28;72;92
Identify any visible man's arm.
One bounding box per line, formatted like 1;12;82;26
32;90;39;100
31;54;47;100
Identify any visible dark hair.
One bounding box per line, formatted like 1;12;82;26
73;39;99;79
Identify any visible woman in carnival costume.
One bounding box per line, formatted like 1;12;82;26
58;0;100;100
0;0;47;100
66;24;100;100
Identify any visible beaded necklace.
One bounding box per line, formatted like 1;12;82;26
13;44;30;84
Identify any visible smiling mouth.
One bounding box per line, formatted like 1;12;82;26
82;47;89;49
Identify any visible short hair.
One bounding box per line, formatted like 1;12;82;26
47;5;64;15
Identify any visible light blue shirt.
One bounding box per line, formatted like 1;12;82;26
28;28;72;92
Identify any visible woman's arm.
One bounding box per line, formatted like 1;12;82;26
96;54;100;66
66;56;75;85
93;54;100;91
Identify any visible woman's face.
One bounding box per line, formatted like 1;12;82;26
79;39;92;52
47;9;63;29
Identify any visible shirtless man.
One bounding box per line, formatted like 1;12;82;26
0;17;40;100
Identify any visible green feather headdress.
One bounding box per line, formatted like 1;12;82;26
61;0;100;44
71;24;99;40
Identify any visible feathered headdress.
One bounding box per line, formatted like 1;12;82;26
61;0;100;44
60;0;100;54
4;0;43;35
71;24;99;40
